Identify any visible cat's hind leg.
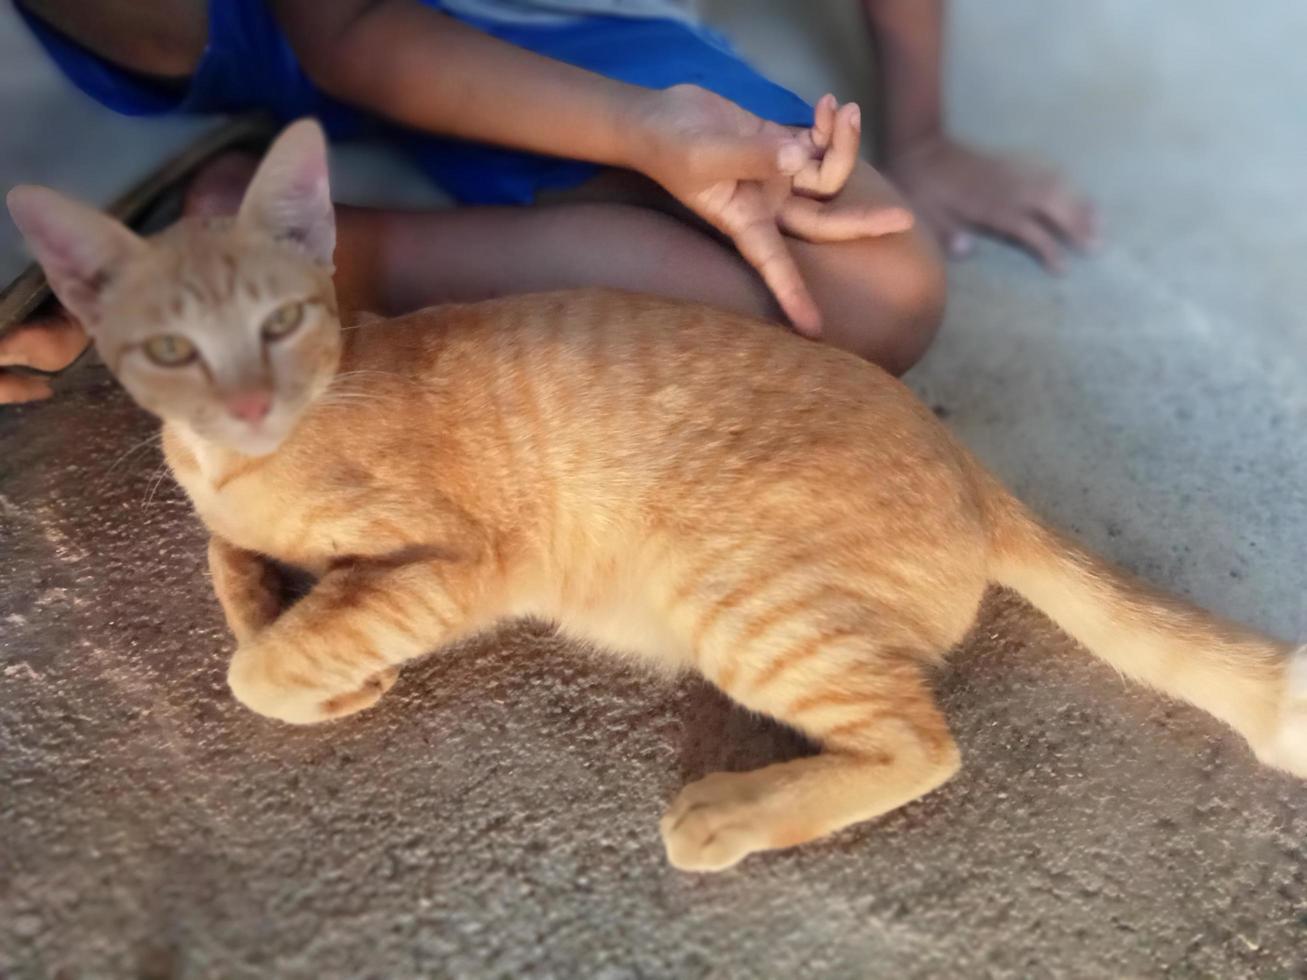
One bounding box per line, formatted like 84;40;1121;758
662;638;958;871
663;648;961;872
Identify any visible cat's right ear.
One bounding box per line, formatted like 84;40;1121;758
237;118;335;269
6;185;147;329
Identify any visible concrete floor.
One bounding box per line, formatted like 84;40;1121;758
3;1;1306;977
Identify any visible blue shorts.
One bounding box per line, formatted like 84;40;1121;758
18;0;814;205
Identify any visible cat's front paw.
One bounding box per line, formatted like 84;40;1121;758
1259;646;1307;778
227;642;398;725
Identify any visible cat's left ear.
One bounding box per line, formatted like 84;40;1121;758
237;118;335;268
7;185;147;329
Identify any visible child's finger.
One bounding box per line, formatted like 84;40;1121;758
779;197;914;242
810;94;837;152
790;98;841;194
986;212;1066;274
0;371;54;403
1032;189;1099;251
728;209;822;335
692;132;809;182
822;102;863;193
1014;167;1098;249
794;102;861;198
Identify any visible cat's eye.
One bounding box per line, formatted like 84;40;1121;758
142;334;198;367
261;301;305;341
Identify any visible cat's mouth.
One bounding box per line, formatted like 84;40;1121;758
168;376;332;458
227;428;292;458
194;408;302;458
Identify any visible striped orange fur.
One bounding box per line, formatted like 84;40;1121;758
10;121;1306;873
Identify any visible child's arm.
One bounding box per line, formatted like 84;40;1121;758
272;0;910;335
862;0;1097;271
274;0;660;174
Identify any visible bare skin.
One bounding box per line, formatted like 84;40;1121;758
4;145;939;389
2;0;1092;403
17;0;206;80
0;318;88;401
864;0;1099;267
334;158;943;370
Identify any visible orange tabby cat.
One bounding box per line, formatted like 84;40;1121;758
9;121;1305;872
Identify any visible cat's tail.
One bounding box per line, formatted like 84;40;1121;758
978;469;1306;777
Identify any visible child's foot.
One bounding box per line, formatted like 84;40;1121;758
0;151;261;404
884;135;1098;274
0;313;88;402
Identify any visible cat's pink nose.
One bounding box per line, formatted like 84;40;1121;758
224;389;272;423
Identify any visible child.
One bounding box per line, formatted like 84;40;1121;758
0;0;1094;403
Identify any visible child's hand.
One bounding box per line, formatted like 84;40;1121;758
631;86;913;336
885;136;1098;273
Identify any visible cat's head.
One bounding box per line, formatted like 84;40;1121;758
7;119;341;457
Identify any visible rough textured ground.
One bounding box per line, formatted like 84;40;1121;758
2;2;1305;977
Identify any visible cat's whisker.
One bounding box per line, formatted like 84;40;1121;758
314;389;387;407
330;368;399;379
140;459;174;510
323;375;387;390
328;368;415;387
104;431;164;480
313;372;406;411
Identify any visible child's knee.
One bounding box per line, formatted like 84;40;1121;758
824;227;946;376
876;230;946;373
